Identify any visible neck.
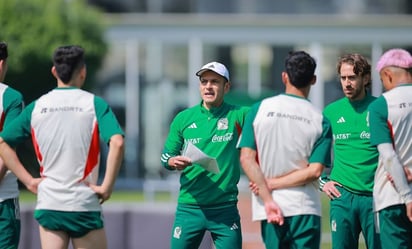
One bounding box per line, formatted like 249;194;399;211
57;80;80;88
285;85;310;98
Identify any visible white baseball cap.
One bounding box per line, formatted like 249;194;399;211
196;61;230;81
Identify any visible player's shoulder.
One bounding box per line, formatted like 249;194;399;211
323;97;347;113
0;82;21;94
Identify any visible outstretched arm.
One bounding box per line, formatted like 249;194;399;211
0;137;41;194
240;147;284;225
88;134;125;204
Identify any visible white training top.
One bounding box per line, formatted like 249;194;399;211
238;94;331;220
369;83;412;212
0;83;19;201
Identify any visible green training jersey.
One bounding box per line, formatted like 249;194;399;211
161;101;249;206
323;93;378;194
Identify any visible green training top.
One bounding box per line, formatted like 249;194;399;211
161;101;249;206
322;93;378;194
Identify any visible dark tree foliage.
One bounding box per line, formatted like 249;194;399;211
0;0;107;103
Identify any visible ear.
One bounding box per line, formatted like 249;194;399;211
51;66;58;79
363;74;370;86
383;69;393;84
281;72;288;85
224;81;231;94
79;65;87;81
310;75;317;86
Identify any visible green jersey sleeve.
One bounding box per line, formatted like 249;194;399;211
160;112;185;170
0;101;34;147
2;87;24;130
369;96;390;146
94;96;125;144
309;115;332;166
237;101;261;149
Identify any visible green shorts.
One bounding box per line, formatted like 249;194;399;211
171;202;242;249
34;210;104;238
378;204;412;249
261;214;320;249
0;198;20;249
330;186;380;249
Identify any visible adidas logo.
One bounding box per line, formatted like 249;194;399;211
337;117;345;123
230;223;239;230
188;123;197;129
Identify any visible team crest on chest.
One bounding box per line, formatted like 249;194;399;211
217;118;228;130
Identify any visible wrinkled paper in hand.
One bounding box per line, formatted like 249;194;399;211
182;142;220;174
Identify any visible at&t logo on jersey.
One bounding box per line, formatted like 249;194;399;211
185;138;201;145
333;133;351;140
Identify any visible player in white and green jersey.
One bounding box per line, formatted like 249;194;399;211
0;45;124;249
238;51;332;249
161;62;249;249
0;42;24;249
369;48;412;249
320;53;380;249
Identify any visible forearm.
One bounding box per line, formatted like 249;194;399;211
101;135;124;191
0;159;7;182
378;143;412;203
0;138;33;187
240;148;272;202
267;163;324;190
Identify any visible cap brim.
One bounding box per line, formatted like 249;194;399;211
195;69;229;81
195;69;209;77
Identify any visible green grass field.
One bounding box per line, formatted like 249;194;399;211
19;190;367;249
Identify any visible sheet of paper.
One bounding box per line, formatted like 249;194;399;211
182;142;220;174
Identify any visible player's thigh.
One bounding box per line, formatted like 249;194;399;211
379;205;412;249
289;215;321;249
39;225;70;249
357;195;381;249
261;220;287;248
72;228;107;249
0;198;20;249
330;187;359;248
171;205;206;249
207;206;242;249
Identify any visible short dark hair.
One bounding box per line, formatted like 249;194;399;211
53;45;85;84
284;51;316;88
0;42;8;60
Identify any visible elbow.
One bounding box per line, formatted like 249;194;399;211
110;134;125;153
239;153;249;171
309;163;324;180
